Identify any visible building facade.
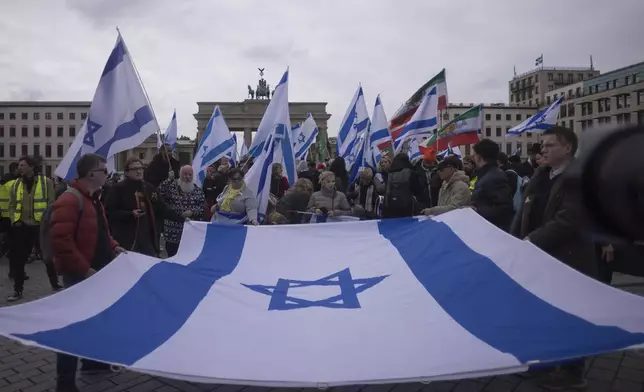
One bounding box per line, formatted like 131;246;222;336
0;101;90;178
544;61;644;134
193;100;331;156
443;103;539;159
509;67;600;107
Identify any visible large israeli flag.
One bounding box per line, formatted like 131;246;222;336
1;209;643;387
192;106;236;186
292;114;319;160
56;33;158;180
507;96;563;136
393;86;438;152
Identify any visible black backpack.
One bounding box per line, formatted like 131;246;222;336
385;169;413;210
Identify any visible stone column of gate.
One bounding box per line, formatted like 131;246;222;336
244;128;253;151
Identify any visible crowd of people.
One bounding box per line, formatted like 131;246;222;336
0;125;642;391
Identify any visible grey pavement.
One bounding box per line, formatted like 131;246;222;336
1;258;644;392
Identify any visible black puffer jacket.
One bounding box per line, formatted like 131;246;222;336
471;163;514;231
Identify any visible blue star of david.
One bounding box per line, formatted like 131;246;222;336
345;152;356;165
297;132;306;143
83;116;102;148
201;145;209;158
243;268;388;311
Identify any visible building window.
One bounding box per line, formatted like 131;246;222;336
45;165;52;177
625;76;631;85
57;126;64;137
558;73;563;82
535;75;539;82
0;126;3;138
527;142;533;152
33;126;40;138
21;126;28;137
45;144;52;158
33;112;40;120
516;114;522;121
453;113;460;120
506;142;512;155
69;126;76;137
561;105;567;117
568;103;575;116
0;143;3;158
527;132;532;138
578;74;584;82
139;152;146;160
0;113;3;120
548;85;554;92
638;91;644;106
33;144;40;157
9;112;16;120
529;100;532;106
510;95;514;103
625;94;631;108
548;73;553;81
45;126;51;137
45;112;52;120
576;87;581;96
21;144;28;156
21;113;28;120
535;86;539;94
443;112;449;120
505;114;511;121
485;114;491;121
69;112;76;120
516;142;523;153
536;98;540;106
495;114;501;121
522;91;526;100
496;127;502;137
485;127;491;137
57;144;64;158
547;96;551;105
9;126;15;137
57;112;64;120
9;144;16;158
81;112;87;120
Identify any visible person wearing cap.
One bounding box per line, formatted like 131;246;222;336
421;156;471;216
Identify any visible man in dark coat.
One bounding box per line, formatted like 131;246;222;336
104;158;180;256
470;139;514;232
511;126;595;390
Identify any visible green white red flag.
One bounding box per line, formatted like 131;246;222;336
419;104;482;153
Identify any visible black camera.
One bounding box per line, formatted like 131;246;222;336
567;124;644;244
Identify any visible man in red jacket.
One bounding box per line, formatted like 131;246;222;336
50;153;125;392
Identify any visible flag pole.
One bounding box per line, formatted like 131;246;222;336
116;26;172;165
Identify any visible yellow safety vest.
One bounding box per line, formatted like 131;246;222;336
469;176;478;191
0;180;11;218
11;176;48;223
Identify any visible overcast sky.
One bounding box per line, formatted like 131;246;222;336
2;0;643;139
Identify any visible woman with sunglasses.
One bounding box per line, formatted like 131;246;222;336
210;168;259;225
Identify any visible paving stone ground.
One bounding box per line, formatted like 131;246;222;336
1;257;643;392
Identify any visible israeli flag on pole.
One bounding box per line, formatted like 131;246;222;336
156;132;163;150
337;86;370;161
191;105;236;186
248;70;291;158
244;123;294;221
164;110;178;151
56;33;158;180
408;138;422;163
240;138;249;158
507;96;563;136
370;95;392;167
438;145;463;159
3;209;644;387
393;86;438;152
292;114;319;160
347;132;366;185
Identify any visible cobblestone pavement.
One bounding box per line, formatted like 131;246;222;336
1;258;644;392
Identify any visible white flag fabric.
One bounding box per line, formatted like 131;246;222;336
1;209;644;387
240;139;249;157
292;114;319;160
407;138;422;163
192;105;236;186
507;96;563;136
164;110;178;151
56;33;158;180
370;95;392;167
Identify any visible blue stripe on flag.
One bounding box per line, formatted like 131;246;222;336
377;218;644;363
404;118;438;132
15;224;247;365
370;128;390;142
295;129;318;159
94;106;154;158
101;38;126;78
201;137;236;168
